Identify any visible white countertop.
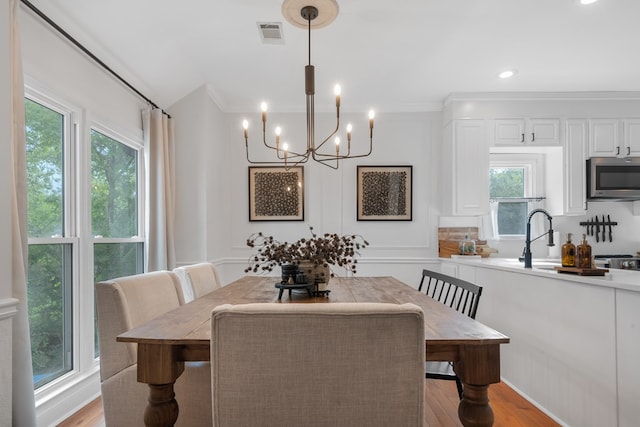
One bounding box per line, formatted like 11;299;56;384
441;256;640;292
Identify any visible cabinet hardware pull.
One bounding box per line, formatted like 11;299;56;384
616;146;620;155
521;133;525;143
628;147;631;156
531;132;535;142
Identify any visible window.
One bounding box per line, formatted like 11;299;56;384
91;128;144;356
489;154;543;238
26;89;144;390
25;97;74;388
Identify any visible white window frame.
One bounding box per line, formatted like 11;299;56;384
25;87;84;401
489;153;545;239
26;85;146;421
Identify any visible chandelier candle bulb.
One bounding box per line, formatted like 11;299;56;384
369;110;375;137
335;137;340;155
334;84;341;108
242;119;249;139
261;102;267;123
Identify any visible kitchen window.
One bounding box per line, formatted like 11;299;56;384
489;154;544;238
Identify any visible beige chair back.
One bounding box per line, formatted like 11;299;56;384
210;302;425;427
96;270;185;381
174;262;222;302
96;270;212;426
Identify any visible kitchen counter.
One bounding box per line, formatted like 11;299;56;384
441;256;640;292
439;255;640;427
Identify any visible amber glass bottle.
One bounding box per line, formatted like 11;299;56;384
576;234;592;269
561;233;576;267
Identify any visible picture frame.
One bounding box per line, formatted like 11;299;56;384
248;166;304;221
357;165;412;221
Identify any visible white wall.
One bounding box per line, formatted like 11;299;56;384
169;85;229;266
169;92;442;286
19;8;144;138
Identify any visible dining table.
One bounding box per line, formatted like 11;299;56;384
117;275;510;427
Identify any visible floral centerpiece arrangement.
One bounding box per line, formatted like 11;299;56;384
244;226;369;278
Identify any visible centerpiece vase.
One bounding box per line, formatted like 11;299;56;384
297;260;331;291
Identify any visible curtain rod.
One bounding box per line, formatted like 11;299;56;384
19;0;170;118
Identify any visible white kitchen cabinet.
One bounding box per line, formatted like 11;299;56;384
494;118;561;146
442;119;489;216
564;119;588;215
589;118;640;157
623;119;640;157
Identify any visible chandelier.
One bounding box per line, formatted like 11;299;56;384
242;0;374;170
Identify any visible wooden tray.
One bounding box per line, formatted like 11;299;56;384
554;266;609;276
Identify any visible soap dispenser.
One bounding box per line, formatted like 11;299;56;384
576;233;592;269
561;233;576;267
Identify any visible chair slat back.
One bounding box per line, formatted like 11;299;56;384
418;269;482;319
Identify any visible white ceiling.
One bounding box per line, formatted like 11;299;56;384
24;0;640;113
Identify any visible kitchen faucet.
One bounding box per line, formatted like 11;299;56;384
520;208;555;269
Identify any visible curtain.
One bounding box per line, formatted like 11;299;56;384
10;0;37;424
143;108;176;271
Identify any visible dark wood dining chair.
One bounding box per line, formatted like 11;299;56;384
419;268;483;399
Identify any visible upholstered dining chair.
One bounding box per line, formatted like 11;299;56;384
210;302;425;427
419;268;483;399
173;262;222;302
95;270;212;426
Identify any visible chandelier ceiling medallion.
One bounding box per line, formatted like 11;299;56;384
242;0;375;170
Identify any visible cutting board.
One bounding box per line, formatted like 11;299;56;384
554;266;608;276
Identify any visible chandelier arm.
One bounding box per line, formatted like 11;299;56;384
313;96;340;153
313;132;373;159
315;157;340;170
245;147;310;166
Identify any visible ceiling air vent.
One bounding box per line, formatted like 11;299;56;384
257;22;284;44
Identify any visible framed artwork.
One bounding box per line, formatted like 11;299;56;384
248;166;304;221
357;165;412;221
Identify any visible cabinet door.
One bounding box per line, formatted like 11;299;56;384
589;119;620;157
564;119;587;215
494;119;526;145
529;118;561;146
494;118;560;146
454;120;489;215
623;119;640;157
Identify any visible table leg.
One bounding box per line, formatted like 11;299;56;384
455;344;501;427
137;343;185;427
458;384;494;427
144;384;179;427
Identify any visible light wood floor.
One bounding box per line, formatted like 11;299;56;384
58;380;560;427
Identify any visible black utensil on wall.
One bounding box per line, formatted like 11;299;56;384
607;214;612;242
595;216;599;242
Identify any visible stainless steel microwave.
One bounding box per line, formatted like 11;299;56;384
587;157;640;200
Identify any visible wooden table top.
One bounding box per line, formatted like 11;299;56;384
118;276;509;352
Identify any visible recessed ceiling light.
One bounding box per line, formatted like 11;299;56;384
579;0;598;5
498;69;517;79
